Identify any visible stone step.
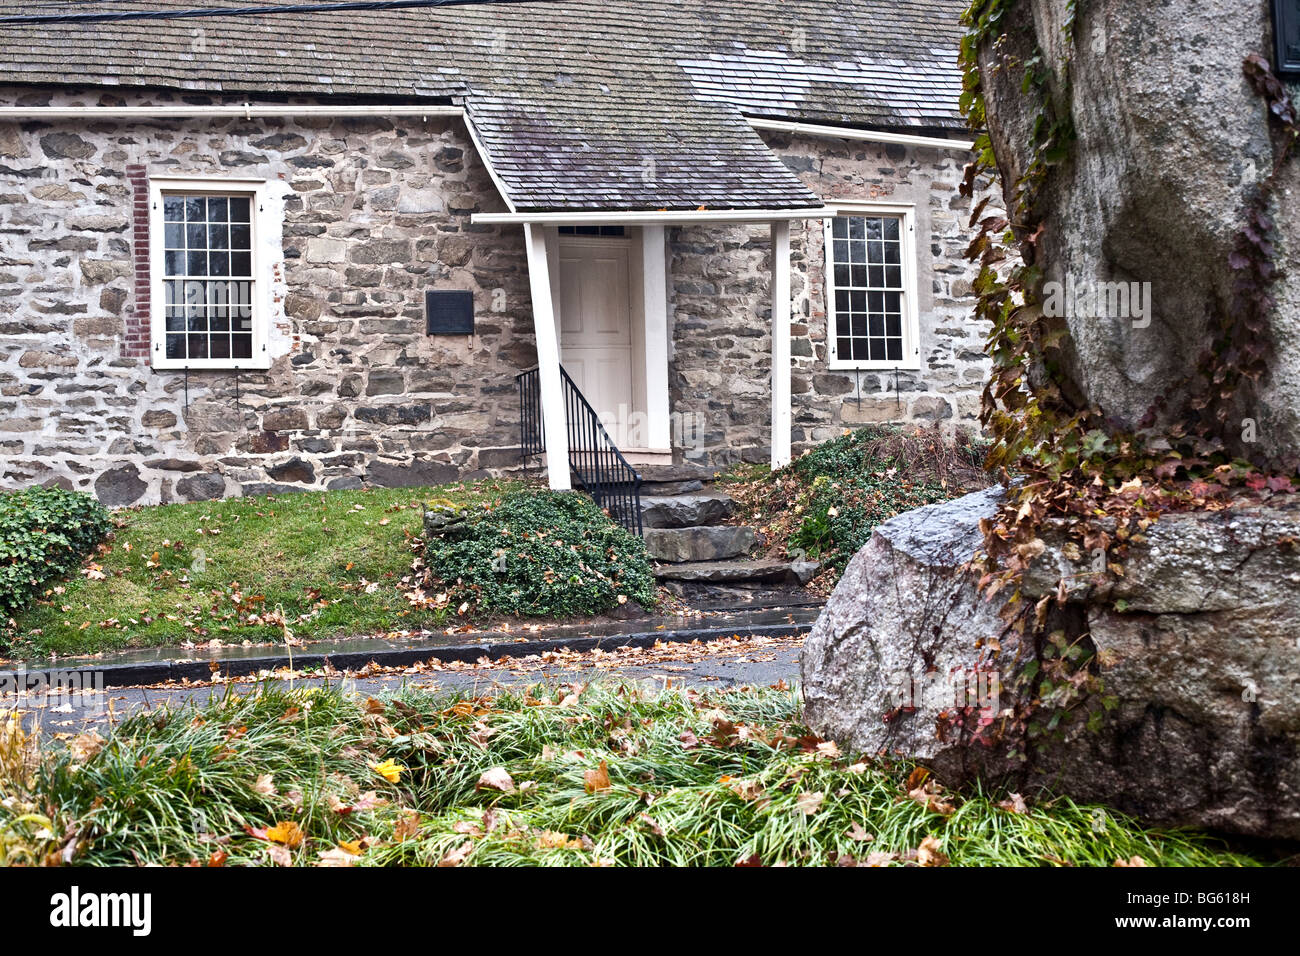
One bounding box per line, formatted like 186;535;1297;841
643;525;756;563
635;462;720;484
638;479;705;496
640;491;736;529
653;558;805;584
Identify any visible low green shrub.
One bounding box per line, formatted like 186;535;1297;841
786;427;990;571
726;426;994;575
0;487;112;617
422;488;655;618
789;472;953;568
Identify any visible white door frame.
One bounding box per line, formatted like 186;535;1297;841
547;226;672;457
520;216;794;489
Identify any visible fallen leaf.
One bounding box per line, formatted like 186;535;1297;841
370;758;405;783
316;848;358;867
917;835;949;867
1114;855;1149;867
795;791;825;816
252;773;277;796
997;792;1028;814
477;767;516;793
393;811;421;842
69;731;104;763
438;841;473;867
846;822;874;843
584;760;611;794
264;821;303;849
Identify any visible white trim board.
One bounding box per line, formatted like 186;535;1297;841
148;176;275;371
471;207;830;227
0;104;463;120
747;116;974;152
823;202;922;373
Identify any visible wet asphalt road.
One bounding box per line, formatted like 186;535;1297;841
4;644;803;736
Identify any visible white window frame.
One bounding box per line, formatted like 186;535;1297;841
823;201;920;371
149;176;273;370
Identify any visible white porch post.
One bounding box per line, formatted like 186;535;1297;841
770;219;792;469
641;224;671;450
523;222;571;490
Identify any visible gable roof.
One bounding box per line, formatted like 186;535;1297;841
0;0;967;212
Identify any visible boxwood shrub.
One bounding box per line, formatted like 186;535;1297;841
0;487;112;616
423;488;655;618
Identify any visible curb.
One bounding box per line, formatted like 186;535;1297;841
0;620;814;690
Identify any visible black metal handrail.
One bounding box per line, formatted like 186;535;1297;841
516;365;643;535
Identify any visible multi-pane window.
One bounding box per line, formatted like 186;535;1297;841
558;225;626;237
150;178;270;369
825;210;917;369
162;193;255;362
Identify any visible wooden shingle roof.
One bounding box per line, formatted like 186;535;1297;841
0;0;967;211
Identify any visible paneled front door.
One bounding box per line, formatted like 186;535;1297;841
557;234;636;447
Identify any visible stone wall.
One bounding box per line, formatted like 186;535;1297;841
668;131;988;466
0;86;533;505
0;87;987;505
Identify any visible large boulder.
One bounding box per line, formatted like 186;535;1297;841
802;488;1300;838
977;0;1300;462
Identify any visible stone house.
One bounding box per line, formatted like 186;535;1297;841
0;0;984;508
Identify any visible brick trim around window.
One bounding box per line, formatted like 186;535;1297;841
124;164;151;360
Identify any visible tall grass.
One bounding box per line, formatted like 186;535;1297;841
0;683;1260;867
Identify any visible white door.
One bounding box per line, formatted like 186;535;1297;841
557;236;635;447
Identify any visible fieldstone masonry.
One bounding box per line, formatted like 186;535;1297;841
0;87;986;505
670;131;987;466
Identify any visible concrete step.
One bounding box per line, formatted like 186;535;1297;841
643;525;756;563
653;558;805;584
640;491;736;529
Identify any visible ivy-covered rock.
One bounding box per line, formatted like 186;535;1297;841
421;489;655;618
971;0;1300;466
802;488;1300;839
0;487;112;617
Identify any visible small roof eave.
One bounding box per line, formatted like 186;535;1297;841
471;206;829;227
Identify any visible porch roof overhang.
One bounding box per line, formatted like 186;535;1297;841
470;206;830;227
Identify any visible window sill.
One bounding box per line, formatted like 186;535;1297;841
827;361;922;373
152;360;273;372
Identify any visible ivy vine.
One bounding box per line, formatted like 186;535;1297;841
955;0;1297;760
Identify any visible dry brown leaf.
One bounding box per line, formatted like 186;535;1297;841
477;767;516;794
69;731;104;763
438;841;474;867
267;844;292;866
795;791;825;816
846;822;874;843
316;848;358;867
917;836;949;867
583;760;611;794
997;792;1028;814
393;811;421;842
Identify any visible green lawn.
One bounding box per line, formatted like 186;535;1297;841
0;682;1260;867
5;480;520;659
